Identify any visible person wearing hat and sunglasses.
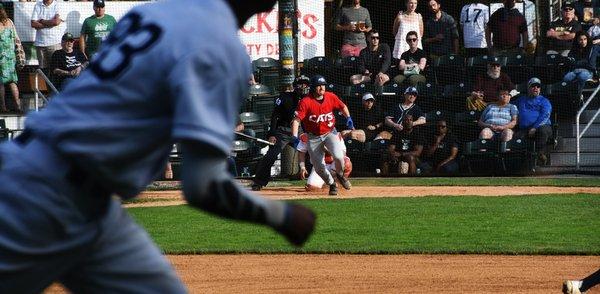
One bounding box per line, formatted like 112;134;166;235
513;77;553;165
384;86;426;135
546;2;582;57
466;57;514;111
80;0;116;60
50;32;88;90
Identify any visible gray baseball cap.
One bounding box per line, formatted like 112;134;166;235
362;93;375;101
528;77;542;87
404;86;418;95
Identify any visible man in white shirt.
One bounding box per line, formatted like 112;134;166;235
31;0;64;70
460;2;489;58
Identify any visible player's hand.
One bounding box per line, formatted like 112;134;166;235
268;136;277;144
290;136;300;148
300;167;308;180
346;116;355;130
367;125;376;131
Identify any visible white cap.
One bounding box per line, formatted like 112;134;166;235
362;92;375;101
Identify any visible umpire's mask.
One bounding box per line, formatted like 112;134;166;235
225;0;278;28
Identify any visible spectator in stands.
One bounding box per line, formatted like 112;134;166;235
393;31;427;86
251;75;310;191
477;90;518;142
574;0;599;25
393;0;423;59
351;30;391;86
79;0;116;60
422;0;459;59
343;92;388;142
50;33;88;90
0;4;25;113
588;17;600;45
30;0;64;71
460;2;490;58
563;31;597;95
384;86;426;138
547;2;583;56
335;0;372;57
419;119;459;174
486;0;529;56
466;59;515;111
382;114;424;175
514;77;553;165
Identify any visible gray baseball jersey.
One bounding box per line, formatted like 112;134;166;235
26;0;251;199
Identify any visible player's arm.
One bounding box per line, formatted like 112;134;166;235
297;150;308;179
179;140;314;247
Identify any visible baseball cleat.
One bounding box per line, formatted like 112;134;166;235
328;183;338;196
336;173;351;190
562;280;582;294
276;203;316;247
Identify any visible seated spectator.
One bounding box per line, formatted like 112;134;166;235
514;78;553;165
477;90;518;142
422;0;459;60
384;86;426;138
382;114;424;175
335;0;372;57
419;119;459;174
574;0;599;25
486;0;529;56
546;2;582;57
460;2;490;58
50;33;88;90
393;31;427;86
351;30;391;86
563;31;597;95
466;59;514;111
588;17;600;45
342;92;388;142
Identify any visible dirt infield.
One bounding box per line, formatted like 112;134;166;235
46;186;600;293
127;185;600;207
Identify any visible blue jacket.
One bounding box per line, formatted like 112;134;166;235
514;94;552;129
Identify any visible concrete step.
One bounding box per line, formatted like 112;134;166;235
556;137;600;152
536;165;600;174
549;152;600;167
566;124;600;137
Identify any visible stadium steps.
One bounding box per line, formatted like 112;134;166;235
545;108;600;170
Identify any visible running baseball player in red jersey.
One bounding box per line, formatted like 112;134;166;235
291;75;353;196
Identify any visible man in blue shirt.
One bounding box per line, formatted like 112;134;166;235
514;77;553;165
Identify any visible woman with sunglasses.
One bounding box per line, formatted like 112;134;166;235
546;2;582;57
392;0;423;59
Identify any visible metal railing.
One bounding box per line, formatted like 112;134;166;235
33;69;59;111
576;83;600;169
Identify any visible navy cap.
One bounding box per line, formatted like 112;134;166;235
404;86;418;95
93;0;105;8
61;32;75;41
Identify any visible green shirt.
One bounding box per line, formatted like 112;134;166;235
80;14;117;58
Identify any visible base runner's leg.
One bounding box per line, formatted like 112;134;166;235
307;136;334;186
324;132;346;176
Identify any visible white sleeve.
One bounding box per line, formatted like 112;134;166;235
459;6;466;25
31;4;40;21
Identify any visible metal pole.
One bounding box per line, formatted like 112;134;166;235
34;72;39;111
278;0;296;91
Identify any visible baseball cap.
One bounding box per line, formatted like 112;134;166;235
528;77;542;87
488;57;501;66
562;2;575;10
61;32;75;42
362;92;375;101
404;86;418;95
93;0;105;8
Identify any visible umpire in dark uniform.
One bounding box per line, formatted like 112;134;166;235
251;75;310;191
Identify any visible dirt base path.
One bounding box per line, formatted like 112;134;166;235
129;185;600;207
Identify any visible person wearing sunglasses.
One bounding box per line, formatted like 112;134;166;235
513;77;553;166
49;32;88;90
546;2;582;57
419;119;459;175
393;30;427;86
353;30;391;86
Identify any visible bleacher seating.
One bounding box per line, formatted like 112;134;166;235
433;54;466;86
252;57;280;94
302;56;333;81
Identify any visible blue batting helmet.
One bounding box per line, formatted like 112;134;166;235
310;75;327;89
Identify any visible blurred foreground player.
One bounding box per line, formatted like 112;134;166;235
0;0;316;292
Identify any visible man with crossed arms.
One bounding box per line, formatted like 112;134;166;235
291;75;353;196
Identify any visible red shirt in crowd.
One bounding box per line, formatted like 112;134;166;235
473;72;515;103
488;7;527;49
295;91;346;136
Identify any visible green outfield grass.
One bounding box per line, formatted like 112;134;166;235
129;194;600;255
